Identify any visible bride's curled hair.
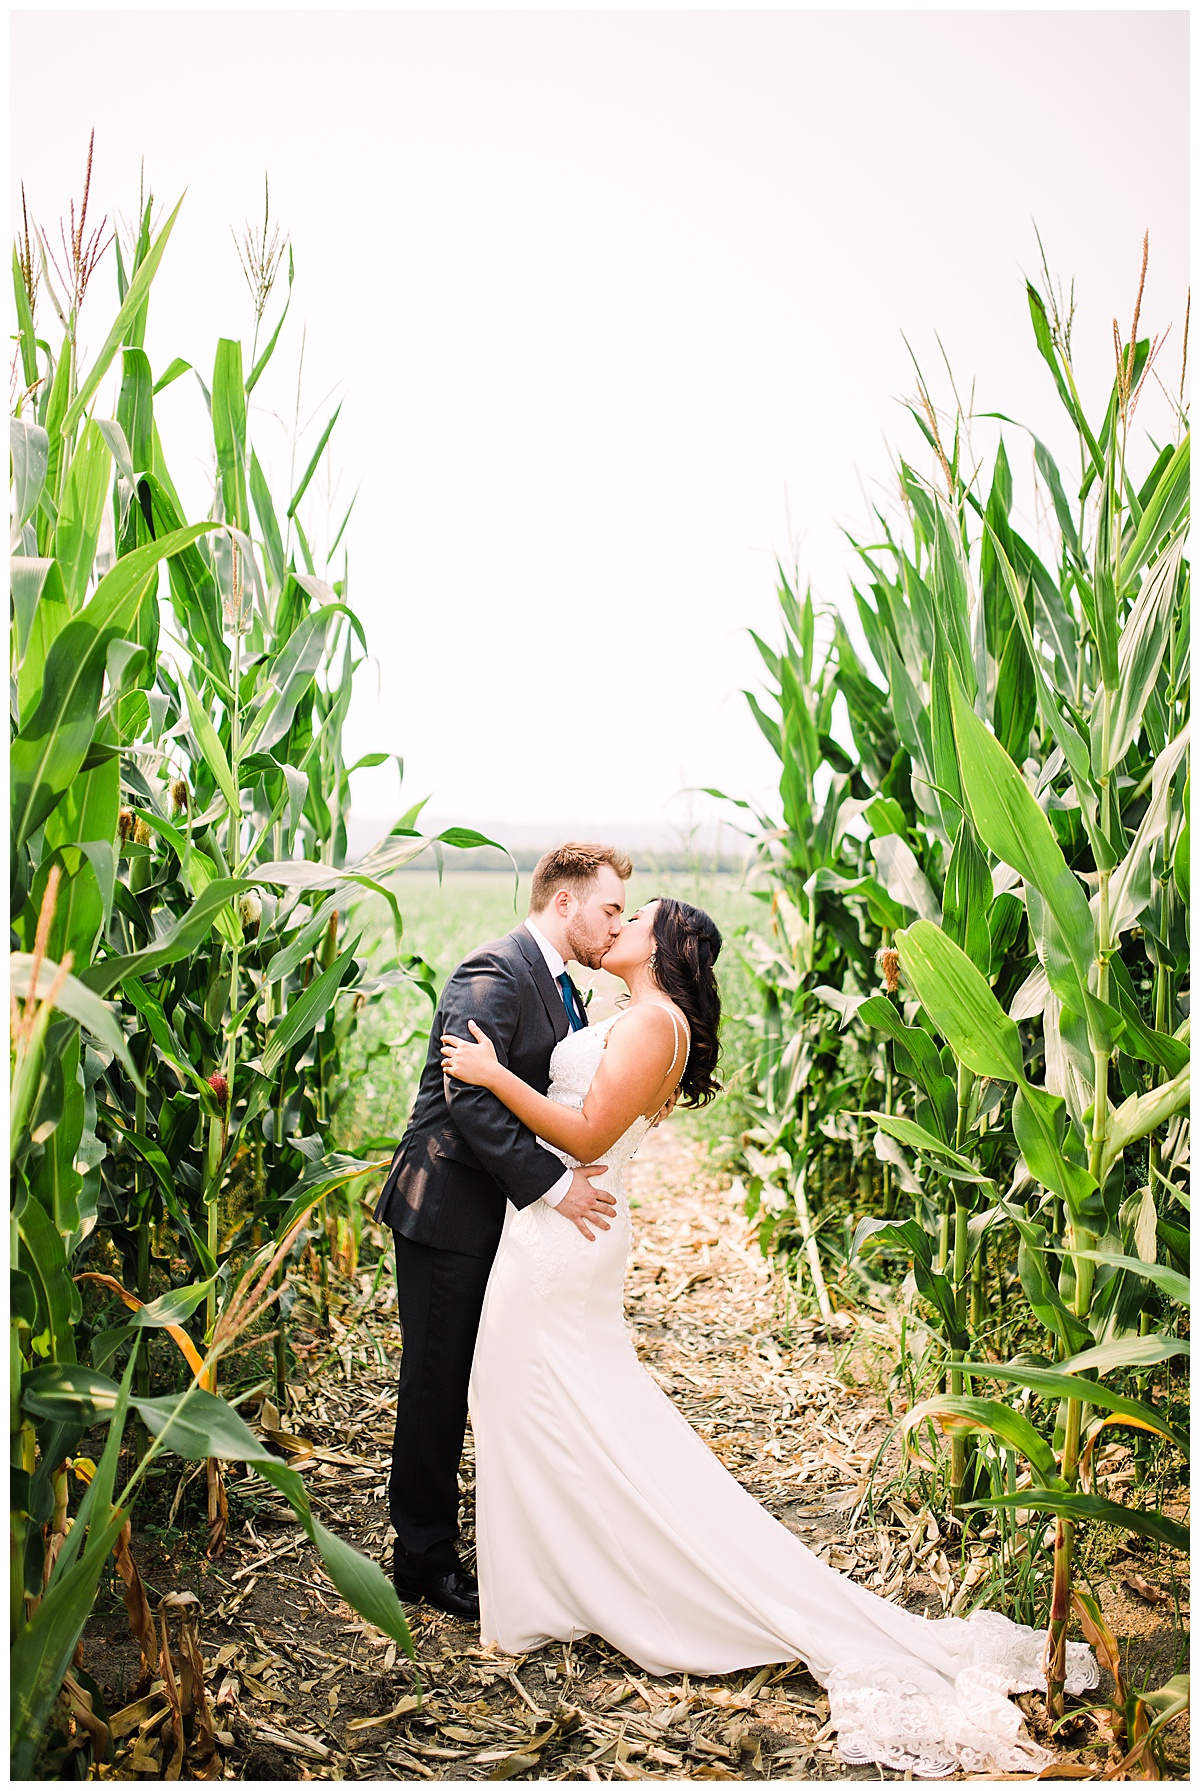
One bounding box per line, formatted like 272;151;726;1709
649;898;722;1107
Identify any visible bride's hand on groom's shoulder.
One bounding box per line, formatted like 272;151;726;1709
441;1019;500;1087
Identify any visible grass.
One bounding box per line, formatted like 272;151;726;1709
334;867;765;1160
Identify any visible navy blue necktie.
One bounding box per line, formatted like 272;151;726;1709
557;972;585;1031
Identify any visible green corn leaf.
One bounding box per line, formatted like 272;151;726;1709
1138;1674;1191;1722
117;347;154;490
1026;284;1090;450
992;619;1036;765
1103;537;1184;772
1059;1335;1189;1374
870;833;941;923
61;194;185;439
942;816;991;971
910;1256;969;1350
1032;437;1081;559
250;449;286;588
929;648;965;833
15;1196;79;1362
1101;1071;1191;1183
255;829;487;894
11;953;140;1088
10;1360;134;1777
80;877;258;994
744;689;781;758
178;667;240;813
261;890;344;985
1109;725;1190;938
18;1364;415;1668
981;522;1101;859
287;402;342;518
11;556;61;686
261;943;360;1076
328;483;360;560
948;666;1094;1017
1012;1080;1097;1212
13;245;39;388
295;1508;414;1660
270;1152;391;1242
12;523;215;849
135;1383;414;1658
1064;1247;1189;1308
1093;468;1122;688
856;997;955;1139
904;1394;1062;1485
212;338;249;531
139;474;229;675
963;1489;1188;1556
21;1363;125;1423
882;634;934;784
44;1353;137;1593
1118;434;1190;590
11;414;49;531
1003;1209;1094;1354
852;1214;935;1266
1108;955;1190;1076
928;500;975;696
895;919;1025;1082
857;1111;982;1175
43;327;74;499
957;1362;1188;1458
808;867;906;932
152;357;192;393
242;604;341;755
131;1279;218;1328
1174;772;1190;907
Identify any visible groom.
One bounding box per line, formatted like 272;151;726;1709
375;841;632;1617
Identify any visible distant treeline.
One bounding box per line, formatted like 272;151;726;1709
402;847;749;875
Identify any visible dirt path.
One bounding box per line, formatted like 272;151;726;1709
84;1125;1182;1779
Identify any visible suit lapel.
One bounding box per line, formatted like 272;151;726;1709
512;927;570;1041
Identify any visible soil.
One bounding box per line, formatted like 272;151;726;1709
79;1124;1189;1781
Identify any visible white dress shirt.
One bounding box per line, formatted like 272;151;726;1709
522;920;576;1208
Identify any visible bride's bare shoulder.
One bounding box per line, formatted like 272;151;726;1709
604;1003;680;1054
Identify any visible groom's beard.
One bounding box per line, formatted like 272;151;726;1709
565;920;611;972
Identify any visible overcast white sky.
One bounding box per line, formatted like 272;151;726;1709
11;8;1190;846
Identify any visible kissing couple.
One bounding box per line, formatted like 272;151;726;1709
374;843;1095;1777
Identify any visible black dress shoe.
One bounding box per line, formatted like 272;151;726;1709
393;1564;480;1619
392;1546;479;1619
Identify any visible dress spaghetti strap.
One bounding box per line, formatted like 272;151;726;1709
607;1001;690;1084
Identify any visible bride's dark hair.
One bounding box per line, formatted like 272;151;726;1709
649;898;722;1107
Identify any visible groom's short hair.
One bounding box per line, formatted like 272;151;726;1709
529;842;633;913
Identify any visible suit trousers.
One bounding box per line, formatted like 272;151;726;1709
389;1231;495;1574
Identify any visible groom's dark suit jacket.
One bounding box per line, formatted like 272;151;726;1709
374;926;586;1258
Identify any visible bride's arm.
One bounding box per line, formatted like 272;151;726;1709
441;1008;680;1159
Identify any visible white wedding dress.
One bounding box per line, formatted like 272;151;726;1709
469;1013;1097;1778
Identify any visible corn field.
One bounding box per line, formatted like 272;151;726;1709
721;246;1190;1766
8;143;1192;1780
9;156;495;1774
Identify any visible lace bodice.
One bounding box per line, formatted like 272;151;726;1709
544;1016;652;1176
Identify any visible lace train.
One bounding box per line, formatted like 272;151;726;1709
826;1608;1100;1777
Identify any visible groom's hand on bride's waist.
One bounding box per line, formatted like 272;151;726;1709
552;1165;616;1240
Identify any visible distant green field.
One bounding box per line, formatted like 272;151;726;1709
335;869;764;1161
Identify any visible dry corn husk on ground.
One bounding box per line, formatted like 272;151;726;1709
87;1125;1185;1781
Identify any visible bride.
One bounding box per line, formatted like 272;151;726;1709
439;896;1096;1778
